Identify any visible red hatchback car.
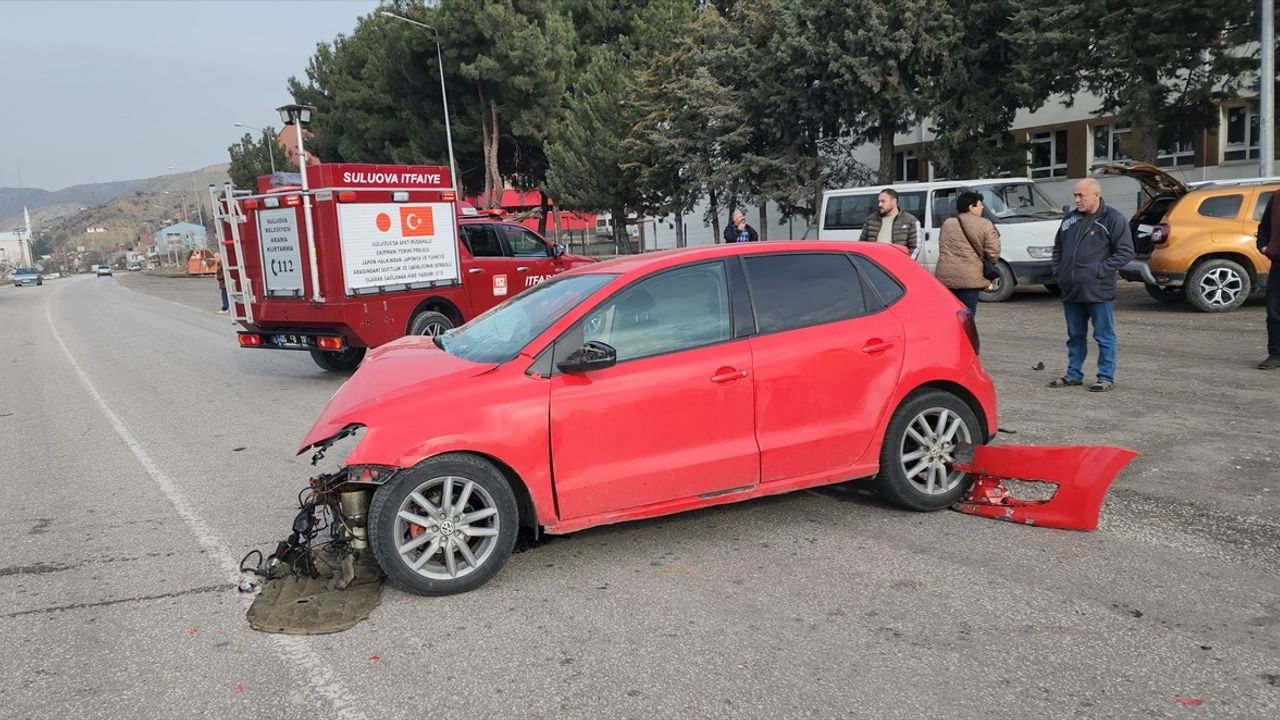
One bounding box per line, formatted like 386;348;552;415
298;242;997;595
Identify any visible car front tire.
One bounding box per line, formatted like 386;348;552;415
369;453;518;596
873;389;982;511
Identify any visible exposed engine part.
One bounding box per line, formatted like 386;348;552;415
240;468;379;590
338;490;370;550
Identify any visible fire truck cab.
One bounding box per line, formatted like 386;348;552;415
211;163;595;371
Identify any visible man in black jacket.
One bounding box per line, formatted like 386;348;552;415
723;210;760;243
1048;178;1134;392
1254;193;1280;369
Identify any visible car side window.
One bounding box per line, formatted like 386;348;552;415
898;191;927;221
462;225;505;257
1198;194;1244;219
824;194;877;230
850;255;905;310
932;188;959;225
1253;192;1274;221
743;253;867;334
503;227;551;257
581;262;731;362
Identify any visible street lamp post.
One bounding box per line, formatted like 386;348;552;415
234;122;277;175
277;103;323;303
169;165;205;227
380;10;459;193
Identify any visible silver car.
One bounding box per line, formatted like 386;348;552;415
13;267;43;287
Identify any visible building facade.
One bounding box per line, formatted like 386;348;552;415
154;222;207;255
856;91;1277;215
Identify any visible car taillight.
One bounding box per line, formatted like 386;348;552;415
1151;223;1170;244
316;336;346;351
238;333;262;347
958;309;980;355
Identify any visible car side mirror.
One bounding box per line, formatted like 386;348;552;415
557;340;617;374
550;243;566;258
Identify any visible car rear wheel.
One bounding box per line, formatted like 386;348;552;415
874;389;981;511
309;347;366;372
408;310;454;337
1185;258;1251;312
1144;283;1183;304
978;261;1015;303
369;453;518;596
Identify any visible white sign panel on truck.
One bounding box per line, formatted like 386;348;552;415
257;208;304;296
336;203;462;294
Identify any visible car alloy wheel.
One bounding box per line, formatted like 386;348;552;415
1194;267;1245;310
409;310;454;337
393;475;501;581
874;389;981;511
898;407;973;496
369;453;518;595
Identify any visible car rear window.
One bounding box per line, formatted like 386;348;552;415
743;253;867;334
1198;194;1244;219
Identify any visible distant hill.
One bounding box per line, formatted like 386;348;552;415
0;165;230;232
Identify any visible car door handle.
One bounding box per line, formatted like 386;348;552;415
710;368;748;383
861;340;895;354
468;268;485;274
516;266;531;272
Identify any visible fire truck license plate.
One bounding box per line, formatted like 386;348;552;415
274;334;309;348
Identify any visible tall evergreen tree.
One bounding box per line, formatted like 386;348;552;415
1006;0;1256;163
227;129;295;189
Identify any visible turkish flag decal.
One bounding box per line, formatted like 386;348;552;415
399;206;436;237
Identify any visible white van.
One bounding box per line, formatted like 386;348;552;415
818;179;1064;301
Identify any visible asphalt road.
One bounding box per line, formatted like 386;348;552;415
1;272;1277;720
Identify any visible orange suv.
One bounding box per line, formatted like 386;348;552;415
1099;162;1275;312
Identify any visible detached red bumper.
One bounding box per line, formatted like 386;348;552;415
953;444;1139;532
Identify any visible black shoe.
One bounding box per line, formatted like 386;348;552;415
1259;356;1280;370
1048;376;1083;388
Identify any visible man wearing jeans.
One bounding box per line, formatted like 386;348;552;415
1048;178;1134;392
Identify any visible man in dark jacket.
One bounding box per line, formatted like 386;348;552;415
1254;193;1280;369
1048;178;1134;392
722;210;760;243
858;188;918;252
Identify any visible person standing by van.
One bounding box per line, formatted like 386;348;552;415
214;253;229;314
936;191;999;315
1048;178;1134;392
859;188;918;253
722;210;760;243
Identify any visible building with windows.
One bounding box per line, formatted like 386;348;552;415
856;92;1274;214
154;222;207;255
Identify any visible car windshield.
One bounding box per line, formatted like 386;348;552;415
437;273;616;363
973;182;1062;220
17;267;38;274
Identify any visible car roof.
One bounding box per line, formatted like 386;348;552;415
824;178;1033;197
563;241;912;280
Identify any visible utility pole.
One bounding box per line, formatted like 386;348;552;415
1263;0;1275;176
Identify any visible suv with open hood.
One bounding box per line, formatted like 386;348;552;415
1098;161;1275;312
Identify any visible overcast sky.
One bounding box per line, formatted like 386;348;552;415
0;0;380;191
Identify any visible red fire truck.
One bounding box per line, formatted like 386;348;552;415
211;163;595;371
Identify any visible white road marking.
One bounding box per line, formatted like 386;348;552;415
45;289;367;720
